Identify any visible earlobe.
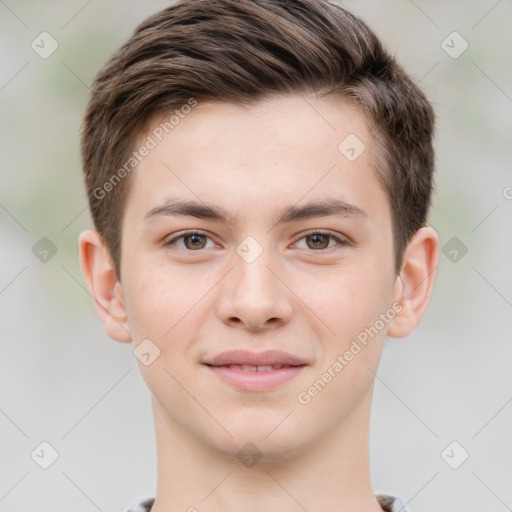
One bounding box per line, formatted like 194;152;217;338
78;229;132;342
387;226;439;338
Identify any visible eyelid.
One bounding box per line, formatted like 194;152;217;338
163;229;218;248
163;229;349;251
292;229;350;249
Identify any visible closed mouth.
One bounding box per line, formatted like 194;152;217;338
205;363;306;372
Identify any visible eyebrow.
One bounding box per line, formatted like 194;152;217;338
143;197;368;226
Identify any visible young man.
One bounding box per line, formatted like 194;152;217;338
78;1;438;510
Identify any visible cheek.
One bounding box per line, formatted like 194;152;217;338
295;260;393;338
123;257;200;341
294;266;392;421
122;264;200;408
123;272;163;341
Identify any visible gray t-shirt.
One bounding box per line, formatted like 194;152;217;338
125;494;408;511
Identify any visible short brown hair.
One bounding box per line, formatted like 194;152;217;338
81;0;435;279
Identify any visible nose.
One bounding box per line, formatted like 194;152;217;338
215;245;293;332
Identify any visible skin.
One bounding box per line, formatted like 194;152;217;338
79;93;438;512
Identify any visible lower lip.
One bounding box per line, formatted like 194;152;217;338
205;365;306;391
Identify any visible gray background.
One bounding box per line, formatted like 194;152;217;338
1;1;511;511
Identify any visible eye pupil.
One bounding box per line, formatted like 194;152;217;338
185;234;206;249
307;234;329;249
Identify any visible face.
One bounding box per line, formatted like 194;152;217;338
118;94;401;460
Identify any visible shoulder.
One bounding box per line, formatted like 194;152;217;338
124;496;155;512
376;493;409;512
125;494;408;512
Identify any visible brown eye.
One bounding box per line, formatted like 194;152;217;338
295;231;348;251
164;230;214;250
183;233;207;250
306;233;330;249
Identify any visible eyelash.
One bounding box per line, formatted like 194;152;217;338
163;229;349;252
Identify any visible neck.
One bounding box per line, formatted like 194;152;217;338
149;390;383;512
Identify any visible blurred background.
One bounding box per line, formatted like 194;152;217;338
0;1;511;511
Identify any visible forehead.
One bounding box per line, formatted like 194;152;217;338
153;94;372;162
123;94;388;227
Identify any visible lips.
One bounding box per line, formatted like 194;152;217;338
204;349;308;368
219;364;293;371
203;350;308;391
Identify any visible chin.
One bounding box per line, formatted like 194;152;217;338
213;435;306;466
208;413;312;463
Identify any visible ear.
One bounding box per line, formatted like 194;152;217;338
78;229;132;342
387;226;439;338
